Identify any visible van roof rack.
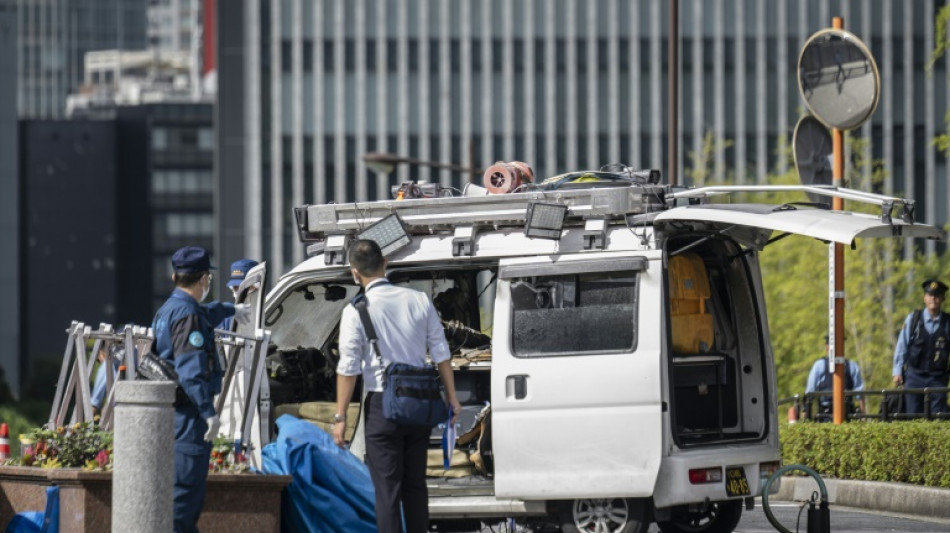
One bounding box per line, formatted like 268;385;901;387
293;182;669;243
292;181;918;246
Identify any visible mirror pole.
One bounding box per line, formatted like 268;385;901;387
831;16;847;426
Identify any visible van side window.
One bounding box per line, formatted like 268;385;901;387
509;271;638;357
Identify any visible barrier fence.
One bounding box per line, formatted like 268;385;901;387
779;387;950;422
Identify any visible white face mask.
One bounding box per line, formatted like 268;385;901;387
200;277;211;302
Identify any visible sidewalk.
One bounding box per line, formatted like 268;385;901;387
776;476;950;520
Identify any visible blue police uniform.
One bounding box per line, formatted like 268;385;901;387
152;247;234;533
893;280;950;415
217;259;258;331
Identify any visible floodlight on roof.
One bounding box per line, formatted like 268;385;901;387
357;213;412;256
524;202;568;240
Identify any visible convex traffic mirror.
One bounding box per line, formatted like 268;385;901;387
792;115;833;206
798;28;880;131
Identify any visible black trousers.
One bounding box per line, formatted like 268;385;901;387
364;391;432;533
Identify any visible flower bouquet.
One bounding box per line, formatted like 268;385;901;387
16;420;112;470
209;435;249;474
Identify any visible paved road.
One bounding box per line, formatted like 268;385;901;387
727;500;950;533
438;499;950;532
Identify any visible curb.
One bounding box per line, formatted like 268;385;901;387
776;475;950;519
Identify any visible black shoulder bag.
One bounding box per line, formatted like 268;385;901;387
137;348;191;408
352;296;448;428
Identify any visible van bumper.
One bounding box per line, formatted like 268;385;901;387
653;446;781;509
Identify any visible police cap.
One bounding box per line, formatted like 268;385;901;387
227;259;259;288
171;246;216;274
922;279;949;296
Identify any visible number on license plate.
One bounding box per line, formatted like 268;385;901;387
725;467;751;497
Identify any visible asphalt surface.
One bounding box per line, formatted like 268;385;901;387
724;500;950;533
434;495;950;533
454;503;950;533
431;477;950;532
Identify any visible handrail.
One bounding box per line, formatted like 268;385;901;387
779;388;950;422
670;185;915;224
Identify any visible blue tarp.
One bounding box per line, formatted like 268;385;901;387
262;414;377;533
4;485;59;533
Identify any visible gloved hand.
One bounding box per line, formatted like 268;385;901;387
204;415;220;442
233;303;253;326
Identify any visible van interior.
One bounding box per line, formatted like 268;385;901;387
666;235;768;447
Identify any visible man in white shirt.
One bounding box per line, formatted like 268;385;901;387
333;239;461;533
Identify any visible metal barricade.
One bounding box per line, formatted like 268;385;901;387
782;387;950;422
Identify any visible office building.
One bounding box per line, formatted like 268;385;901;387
0;0;18;397
16;0;147;119
20;102;214;384
21;120;118;367
218;0;950;279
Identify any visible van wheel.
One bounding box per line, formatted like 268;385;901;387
558;497;650;533
656;500;742;533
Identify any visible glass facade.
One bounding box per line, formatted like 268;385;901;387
16;0;147;119
148;102;215;310
234;0;950;275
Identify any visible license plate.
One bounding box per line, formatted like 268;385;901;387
725;467;751;497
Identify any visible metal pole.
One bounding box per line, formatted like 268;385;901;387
668;0;679;186
831;16;846;425
469;139;477;184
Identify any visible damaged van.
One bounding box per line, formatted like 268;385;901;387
236;171;940;533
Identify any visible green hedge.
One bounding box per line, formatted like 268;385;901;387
781;420;950;487
0;401;52;458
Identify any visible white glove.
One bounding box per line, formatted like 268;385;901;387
233;304;253;326
204;415;220;442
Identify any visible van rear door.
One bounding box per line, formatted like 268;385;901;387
491;254;663;499
218;261;269;468
653;203;944;245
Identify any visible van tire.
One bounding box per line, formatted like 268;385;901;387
558;497;650;533
655;500;743;533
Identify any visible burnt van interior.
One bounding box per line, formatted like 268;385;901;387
666;236;768;446
262;266;498;479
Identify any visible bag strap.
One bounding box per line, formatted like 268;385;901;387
353;297;384;369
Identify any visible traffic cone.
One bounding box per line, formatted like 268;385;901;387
0;423;10;460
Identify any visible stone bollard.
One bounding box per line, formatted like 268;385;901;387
113;381;175;532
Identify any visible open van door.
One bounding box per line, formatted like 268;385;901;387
217;262;268;468
491;253;663;500
653;203;944;246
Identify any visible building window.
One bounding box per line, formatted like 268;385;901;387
152;127;168;150
158;213;214;238
198;128;213;151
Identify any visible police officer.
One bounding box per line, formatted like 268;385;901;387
893;279;950;416
152;246;250;533
217;258;259;331
91;344;124;416
804;336;865;420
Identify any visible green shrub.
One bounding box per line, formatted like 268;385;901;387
0;405;47;457
781;420;950;487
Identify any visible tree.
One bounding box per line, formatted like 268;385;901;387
756;136;948;407
928;6;950;155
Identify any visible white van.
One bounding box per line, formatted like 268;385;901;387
237;175;939;533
